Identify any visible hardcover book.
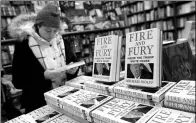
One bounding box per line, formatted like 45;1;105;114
46;114;80;123
162;40;196;82
84;80;116;91
147;107;195;123
6;105;62;123
5;115;35;123
56;60;85;72
92;35;122;82
165;80;195;106
65;75;94;89
91;98;159;123
164;100;196;113
113;80;176;102
125;28;162;88
60;89;114;122
27;105;62;123
85;86;110;95
44;85;79;104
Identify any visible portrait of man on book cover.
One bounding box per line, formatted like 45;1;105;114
94;63;111;76
127;63;153;79
121;104;153;122
80;95;108;108
35;111;59;123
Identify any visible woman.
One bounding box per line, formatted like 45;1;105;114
8;3;79;113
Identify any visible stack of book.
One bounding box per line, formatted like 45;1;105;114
65;75;95;89
91;98;159;123
164;80;195;113
109;80;176;106
44;85;113;122
5;105;80;123
84;71;125;95
91;98;195;123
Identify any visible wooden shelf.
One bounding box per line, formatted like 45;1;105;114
1;15;15;18
71;22;93;25
174;1;191;6
62;26;131;36
176;11;196;18
127;11;144;17
162;29;175;32
1;39;18;44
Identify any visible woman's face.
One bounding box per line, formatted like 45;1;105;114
38;26;59;42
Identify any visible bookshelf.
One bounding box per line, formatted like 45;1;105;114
102;1;195;41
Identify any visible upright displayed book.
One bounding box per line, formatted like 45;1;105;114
125;28;162;88
92;35;122;82
59;89;114;122
164;80;195;113
147;107;195;123
91;98;160;123
110;80;175;106
163;40;196;82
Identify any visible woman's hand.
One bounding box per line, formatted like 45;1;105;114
44;69;62;80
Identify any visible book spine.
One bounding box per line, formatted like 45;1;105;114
84;82;108;90
153;82;176;102
85;87;109;95
164;100;196;113
165;93;195;106
93;118;106;123
65;83;83;89
115;93;162;107
115;36;122;82
114;86;148;99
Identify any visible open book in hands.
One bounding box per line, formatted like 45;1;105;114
55;60;85;73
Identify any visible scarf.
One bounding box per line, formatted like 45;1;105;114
28;29;66;70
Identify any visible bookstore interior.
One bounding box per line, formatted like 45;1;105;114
1;1;196;123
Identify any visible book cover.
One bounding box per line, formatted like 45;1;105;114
56;60;85;72
162;41;196;82
27;105;60;120
46;114;80;123
92;35;122;82
113;80;176;102
164;100;196;113
147;107;195;123
165;80;195;106
91;98;159;123
115;93;164;107
125;28;162;88
60;89;113;122
45;98;84;119
5;115;35;123
44;85;80;104
65;75;93;89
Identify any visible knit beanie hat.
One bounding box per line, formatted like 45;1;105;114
35;3;60;28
